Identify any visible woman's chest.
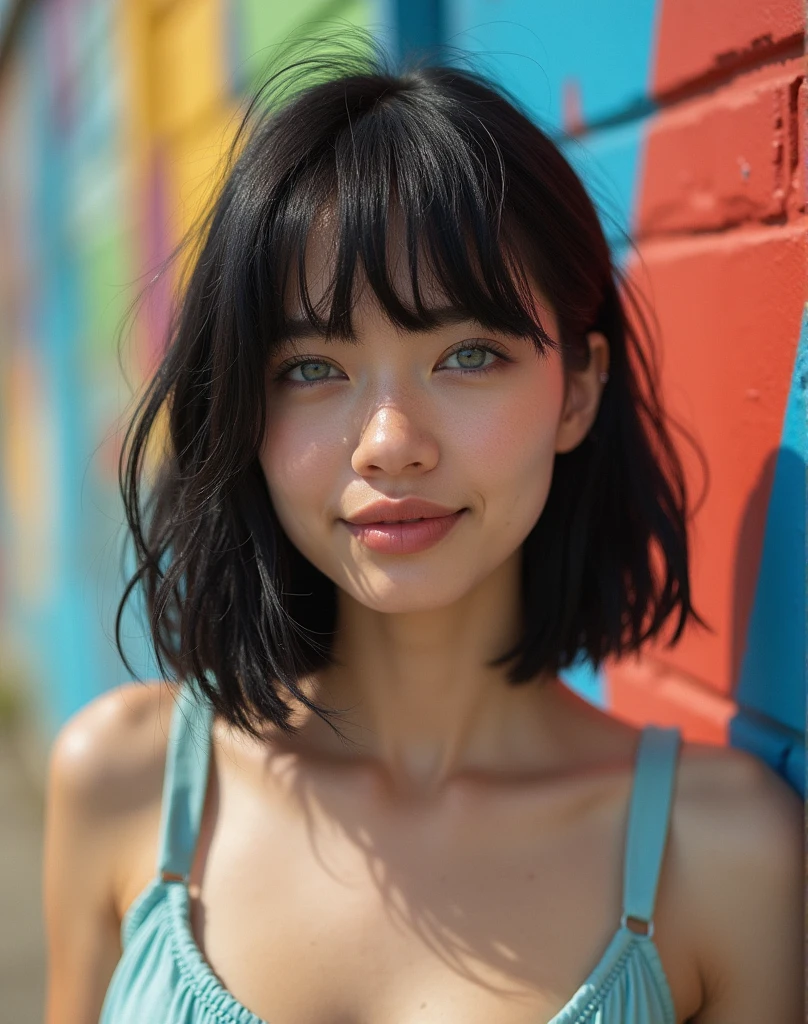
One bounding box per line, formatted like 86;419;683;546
172;760;700;1024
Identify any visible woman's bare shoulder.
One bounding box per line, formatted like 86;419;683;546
43;682;182;1021
48;679;178;827
674;737;802;838
671;739;804;1022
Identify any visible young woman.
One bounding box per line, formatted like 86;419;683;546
43;42;803;1024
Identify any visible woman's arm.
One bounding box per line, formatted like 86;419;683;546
42;683;167;1024
686;748;804;1023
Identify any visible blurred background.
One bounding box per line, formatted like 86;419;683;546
0;1;804;1019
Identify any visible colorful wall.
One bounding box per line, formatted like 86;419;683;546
0;0;804;791
0;0;374;741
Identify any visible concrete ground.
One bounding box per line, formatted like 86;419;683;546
0;727;46;1023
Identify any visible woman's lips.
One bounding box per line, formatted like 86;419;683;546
342;510;467;554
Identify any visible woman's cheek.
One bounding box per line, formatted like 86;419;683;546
463;388;561;538
458;385;559;476
261;409;342;517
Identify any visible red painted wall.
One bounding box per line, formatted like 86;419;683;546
607;1;806;744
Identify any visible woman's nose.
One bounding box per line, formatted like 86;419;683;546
350;403;440;477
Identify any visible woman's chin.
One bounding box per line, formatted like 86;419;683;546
338;576;474;616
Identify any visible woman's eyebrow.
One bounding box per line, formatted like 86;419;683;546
281;306;479;342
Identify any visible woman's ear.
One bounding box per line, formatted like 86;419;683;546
554;331;610;454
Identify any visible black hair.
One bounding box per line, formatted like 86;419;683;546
116;33;709;741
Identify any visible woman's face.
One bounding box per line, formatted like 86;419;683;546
259;223;574;615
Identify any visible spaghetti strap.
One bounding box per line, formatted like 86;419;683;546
105;703;682;1024
621;725;682;933
156;681;215;882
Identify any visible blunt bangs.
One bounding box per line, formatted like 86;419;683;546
115;36;708;742
244;78;559;358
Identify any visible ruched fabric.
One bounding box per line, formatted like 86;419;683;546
99;682;680;1024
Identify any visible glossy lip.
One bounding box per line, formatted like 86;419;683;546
341;509;467;555
342;497;465;525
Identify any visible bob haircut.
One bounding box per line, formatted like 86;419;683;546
116;35;708;742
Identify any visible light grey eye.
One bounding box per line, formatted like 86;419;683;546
446;346;492;370
294;361;332;381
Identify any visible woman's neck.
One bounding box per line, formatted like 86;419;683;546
280;552;568;798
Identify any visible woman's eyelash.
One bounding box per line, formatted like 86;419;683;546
273;341;513;387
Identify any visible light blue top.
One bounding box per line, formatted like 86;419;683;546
99;682;681;1024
